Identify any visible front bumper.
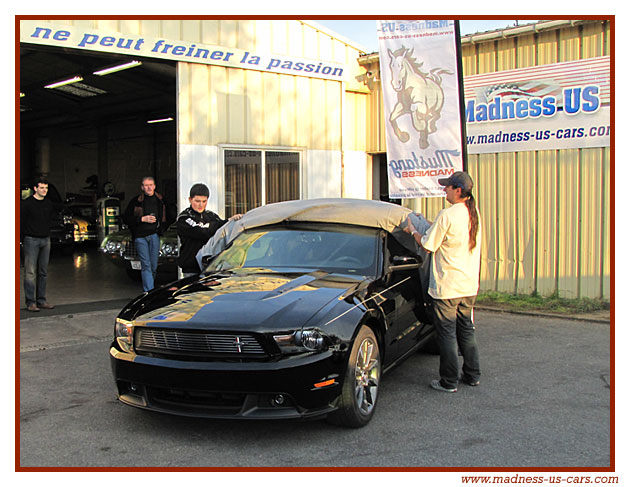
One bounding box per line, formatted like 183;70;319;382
100;249;178;273
74;228;97;243
110;345;345;420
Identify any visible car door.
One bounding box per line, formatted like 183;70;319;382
381;232;433;362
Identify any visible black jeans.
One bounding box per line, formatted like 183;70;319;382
433;296;481;389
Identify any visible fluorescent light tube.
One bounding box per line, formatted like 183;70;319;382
93;60;142;76
44;76;84;89
147;117;174;124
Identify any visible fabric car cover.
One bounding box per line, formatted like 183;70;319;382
196;198;431;269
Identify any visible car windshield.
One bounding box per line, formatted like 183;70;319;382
204;224;380;276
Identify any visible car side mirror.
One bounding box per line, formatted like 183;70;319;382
388;255;421;272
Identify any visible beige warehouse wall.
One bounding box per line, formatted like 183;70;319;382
178;63;343;150
172;19;366;150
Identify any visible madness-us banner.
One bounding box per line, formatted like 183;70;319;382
377;20;465;198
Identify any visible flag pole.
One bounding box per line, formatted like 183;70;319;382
454;20;469;172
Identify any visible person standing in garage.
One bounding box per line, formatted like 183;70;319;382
405;171;481;393
177;183;242;277
123;176;168;292
21;177;56;312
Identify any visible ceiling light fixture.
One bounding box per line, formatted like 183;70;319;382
44;76;84;89
54;82;107;98
147;117;174;124
93;60;142;76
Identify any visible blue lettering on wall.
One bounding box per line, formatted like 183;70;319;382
465;85;601;123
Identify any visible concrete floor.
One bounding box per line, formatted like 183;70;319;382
18;244;177;312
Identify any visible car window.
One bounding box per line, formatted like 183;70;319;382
206;225;379;276
386;230;415;262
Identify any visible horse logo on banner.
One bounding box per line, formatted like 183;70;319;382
387;46;452;149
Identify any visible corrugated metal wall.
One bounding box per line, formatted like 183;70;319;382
364;20;611;299
178;63;345;150
173;19;366;150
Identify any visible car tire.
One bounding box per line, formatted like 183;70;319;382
329;324;381;428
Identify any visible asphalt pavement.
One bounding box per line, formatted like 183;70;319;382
18;308;611;469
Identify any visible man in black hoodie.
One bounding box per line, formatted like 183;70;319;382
122;176;168;292
177;183;241;277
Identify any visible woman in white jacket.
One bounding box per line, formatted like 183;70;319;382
405;171;481;393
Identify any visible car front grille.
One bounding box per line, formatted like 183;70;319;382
135;328;268;359
123;241;138;260
146;386;246;414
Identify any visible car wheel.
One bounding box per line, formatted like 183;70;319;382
330;324;381;428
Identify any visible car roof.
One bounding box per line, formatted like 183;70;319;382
198;198;416;263
239;198;412;232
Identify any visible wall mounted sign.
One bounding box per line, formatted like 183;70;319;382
19;21;346;82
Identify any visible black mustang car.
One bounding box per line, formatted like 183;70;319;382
110;198;434;427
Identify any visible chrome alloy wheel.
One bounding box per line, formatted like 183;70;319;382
353;336;380;415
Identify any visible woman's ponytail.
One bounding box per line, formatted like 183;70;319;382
465;194;479;252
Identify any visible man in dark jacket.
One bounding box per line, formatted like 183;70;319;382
177;183;241;276
21;177;56;311
122;176;168;292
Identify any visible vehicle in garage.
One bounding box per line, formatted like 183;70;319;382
68;202;98;244
99;225;179;280
109;198;435;427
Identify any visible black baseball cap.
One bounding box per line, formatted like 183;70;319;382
437;171;474;194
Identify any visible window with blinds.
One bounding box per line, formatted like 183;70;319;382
224;149;300;217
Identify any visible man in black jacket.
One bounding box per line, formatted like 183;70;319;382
21;177;56;311
177;183;241;276
122;176;169;292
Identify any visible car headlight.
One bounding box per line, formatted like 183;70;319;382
115;318;134;353
160;242;177;256
105;240;122;253
273;329;328;354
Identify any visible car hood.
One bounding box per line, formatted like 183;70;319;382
124;268;368;332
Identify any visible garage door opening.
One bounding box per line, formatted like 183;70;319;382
19;44;178;309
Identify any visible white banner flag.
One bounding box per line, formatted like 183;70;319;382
377;20;465;198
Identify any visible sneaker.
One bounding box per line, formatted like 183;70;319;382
430;379;457;393
38;302;55;310
460;375;480;387
27;304;40;312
